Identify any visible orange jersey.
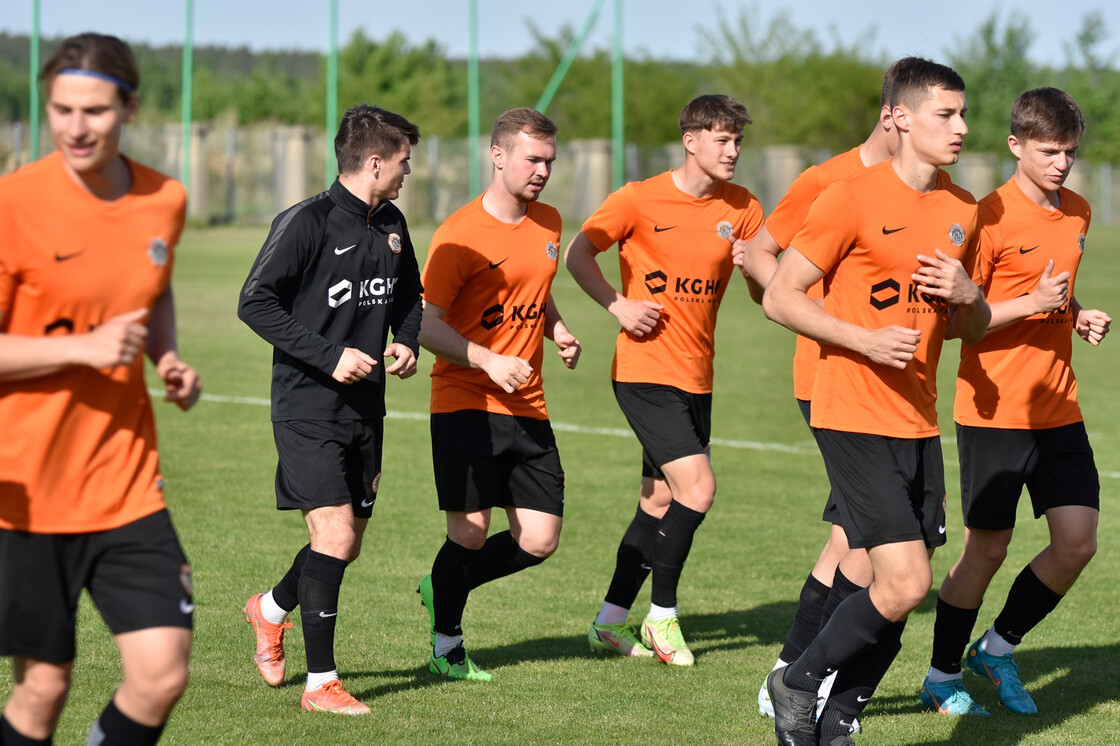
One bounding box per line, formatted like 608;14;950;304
581;171;764;393
422;195;561;420
955;178;1090;428
766;146;867;400
791;160;979;437
0;152;186;533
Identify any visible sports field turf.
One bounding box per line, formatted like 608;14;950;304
4;223;1119;744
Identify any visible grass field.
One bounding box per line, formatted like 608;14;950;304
4;223;1120;745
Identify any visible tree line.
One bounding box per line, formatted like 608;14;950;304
1;9;1118;160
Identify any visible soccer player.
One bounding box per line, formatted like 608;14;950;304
0;33;200;745
919;88;1109;717
762;59;990;746
417;108;580;682
566;95;764;666
238;104;423;714
743;61;905;721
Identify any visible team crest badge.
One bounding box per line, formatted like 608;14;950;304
371;472;382;494
388;233;402;254
948;224;965;247
179;564;194;596
716;221;734;240
1078;234;1086;252
147;238;169;266
546;241;559;261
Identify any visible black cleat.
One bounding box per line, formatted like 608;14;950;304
766;668;818;746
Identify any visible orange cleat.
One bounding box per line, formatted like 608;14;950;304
243;593;292;686
300;680;370;715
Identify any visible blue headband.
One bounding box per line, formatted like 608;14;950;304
58;68;135;94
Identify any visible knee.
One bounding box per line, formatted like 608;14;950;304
1057;534;1097;571
963;539;1009;574
13;668;71;717
127;662;189;715
447;524;487;550
674;481;715;513
311;530;360;561
518;532;560;560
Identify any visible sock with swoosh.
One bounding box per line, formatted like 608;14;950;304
602;505;660;612
299;550;348;675
784;588;892;694
650;500;706;608
778;572;831;664
816;619;906;740
992;564;1063;647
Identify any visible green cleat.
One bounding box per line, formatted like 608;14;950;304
416;574;435;647
588;621;654;657
641;615;694;666
430;644;492;682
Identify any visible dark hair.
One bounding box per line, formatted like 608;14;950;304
679;94;751;136
334;104;420;175
491;107;557;149
1010;87;1084;145
39;32;139;104
889;58;965;110
880;57;929;108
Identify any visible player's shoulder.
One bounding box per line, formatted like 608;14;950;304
0;153;61;200
715;179;760;209
432;196;484;244
935;169;978;206
1058;187;1091;219
527;200;562;230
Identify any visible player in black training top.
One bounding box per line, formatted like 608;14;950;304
237;104;422;715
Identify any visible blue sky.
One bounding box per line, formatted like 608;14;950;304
2;1;1116;67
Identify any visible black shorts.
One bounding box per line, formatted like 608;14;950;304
613;382;712;480
812;429;947;550
431;410;565;516
273;418;384;519
798;399;840;525
957;422;1099;531
0;510;193;664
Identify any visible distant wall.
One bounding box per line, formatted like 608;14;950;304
2;122;1117;226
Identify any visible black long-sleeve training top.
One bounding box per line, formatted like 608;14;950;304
238;179;422;422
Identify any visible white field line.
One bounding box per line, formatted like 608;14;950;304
163;391;1120;476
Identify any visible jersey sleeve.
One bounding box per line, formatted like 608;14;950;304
237;204;344;374
788;180;858;274
974;202;1001;290
739;194;765;242
580;184;637;253
421;226;475;311
0;195;16;317
764;168;821;249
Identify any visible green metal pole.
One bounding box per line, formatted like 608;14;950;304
29;0;40;160
181;0;194;201
535;0;606;114
468;0;480;196
611;0;624;189
326;0;338;188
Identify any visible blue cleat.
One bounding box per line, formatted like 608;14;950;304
966;640;1038;714
920;675;989;716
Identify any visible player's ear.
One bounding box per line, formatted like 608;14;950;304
1007;135;1021;160
891;104;909;132
369;153;381;178
491;144;505;170
879;105;892;131
682;131;697;155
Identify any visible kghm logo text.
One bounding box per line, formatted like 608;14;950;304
868;277;948;314
644;270;721;303
328;277;398;308
480;300;549;330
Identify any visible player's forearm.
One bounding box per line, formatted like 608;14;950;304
564;235;622;312
984;293;1049;333
418;313;489;370
146;286;180;365
949;295;992;345
743;233;782;295
0;333;97;381
764;284;867;353
237;295;342;373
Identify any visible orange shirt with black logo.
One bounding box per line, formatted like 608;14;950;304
955;178;1089;429
581;171;763;393
766;146;866;401
422;195;561;420
791;160;978;437
0;152;186;533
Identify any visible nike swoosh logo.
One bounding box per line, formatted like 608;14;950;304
334;244;358;255
54;251;83;262
856;695;871;703
1019;245;1039;254
319;611;338;618
653;225;677;232
180;599;195;614
882;226;906;235
489;258;508;269
938;524;946;535
360;498;375;508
